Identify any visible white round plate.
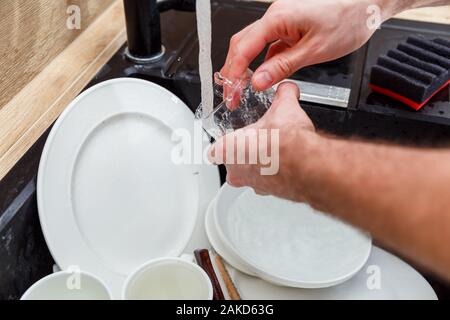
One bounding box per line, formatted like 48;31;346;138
205;198;437;299
230;246;437;300
214;184;372;288
205;198;256;275
38;78;205;297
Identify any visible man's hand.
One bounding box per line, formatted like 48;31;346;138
209;82;317;200
212;0;450;282
221;0;392;91
210;82;450;281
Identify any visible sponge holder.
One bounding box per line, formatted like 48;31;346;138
351;18;449;126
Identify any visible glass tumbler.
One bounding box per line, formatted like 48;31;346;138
195;69;275;140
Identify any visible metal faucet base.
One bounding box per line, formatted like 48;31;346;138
124;46;166;64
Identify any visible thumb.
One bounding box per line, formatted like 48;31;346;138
208;125;257;165
267;81;315;132
269;82;300;112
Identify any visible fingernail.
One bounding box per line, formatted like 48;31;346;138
254;71;273;89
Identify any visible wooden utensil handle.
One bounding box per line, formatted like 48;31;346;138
194;249;225;300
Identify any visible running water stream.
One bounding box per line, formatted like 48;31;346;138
196;0;214;115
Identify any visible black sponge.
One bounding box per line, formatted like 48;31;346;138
370;35;450;110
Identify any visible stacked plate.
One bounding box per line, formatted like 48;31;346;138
206;184;437;299
206;183;373;288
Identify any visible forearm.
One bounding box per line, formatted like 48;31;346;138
298;133;450;279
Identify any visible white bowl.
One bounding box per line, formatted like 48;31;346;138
213;184;372;288
21;271;111;300
122;257;213;300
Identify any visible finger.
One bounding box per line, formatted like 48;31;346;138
226;84;243;110
226;173;243;188
222;17;280;110
254;188;270;196
266;81;317;132
208;131;238;165
208;123;257;165
221;23;255;77
223;73;249;111
253;41;309;91
226;176;238;187
272;81;300;106
265;40;290;61
220;25;255;110
207;139;223;165
226;18;281;83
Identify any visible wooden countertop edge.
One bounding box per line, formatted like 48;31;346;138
0;0;126;180
395;6;450;24
0;2;447;180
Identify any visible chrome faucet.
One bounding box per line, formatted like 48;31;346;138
123;0;196;63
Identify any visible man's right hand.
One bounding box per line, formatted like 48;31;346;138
221;0;396;92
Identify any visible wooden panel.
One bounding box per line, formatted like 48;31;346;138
0;0;115;109
0;0;126;180
396;6;450;24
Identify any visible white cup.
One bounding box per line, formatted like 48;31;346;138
21;270;111;300
122;257;213;300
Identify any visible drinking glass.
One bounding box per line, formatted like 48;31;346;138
195;69;275;140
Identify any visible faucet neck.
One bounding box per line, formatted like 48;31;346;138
123;0;197;64
123;0;163;63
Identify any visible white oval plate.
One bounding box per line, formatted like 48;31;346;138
230;246;437;300
214;184;372;288
38;78;203;297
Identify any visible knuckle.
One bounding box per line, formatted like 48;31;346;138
229;34;240;48
231;53;248;69
267;12;284;24
274;56;294;76
267;0;284;13
308;40;322;55
307;37;330;59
